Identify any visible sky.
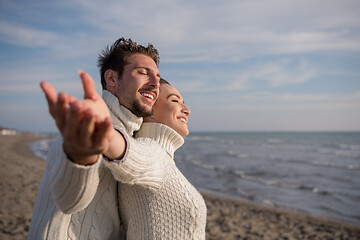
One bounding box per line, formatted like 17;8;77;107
0;0;359;133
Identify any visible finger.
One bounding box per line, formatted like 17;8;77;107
54;92;70;132
63;101;82;142
93;118;113;150
57;94;79;131
40;81;58;117
79;109;97;147
79;70;98;100
68;95;77;104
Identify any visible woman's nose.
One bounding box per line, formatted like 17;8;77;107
182;104;191;116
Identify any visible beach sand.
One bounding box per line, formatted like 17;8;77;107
0;134;359;240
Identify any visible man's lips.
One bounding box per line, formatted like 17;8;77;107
140;90;157;102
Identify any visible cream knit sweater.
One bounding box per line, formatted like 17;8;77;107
104;91;207;239
28;91;143;239
117;122;207;239
28;90;206;239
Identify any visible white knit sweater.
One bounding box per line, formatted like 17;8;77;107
103;91;207;239
28;90;206;239
28;91;143;240
117;122;207;239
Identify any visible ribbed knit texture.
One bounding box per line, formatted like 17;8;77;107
28;90;206;239
28;136;121;239
103;91;170;192
118;122;207;239
102;90;143;136
28;90;144;239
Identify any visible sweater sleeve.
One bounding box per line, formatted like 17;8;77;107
103;132;170;192
47;136;102;214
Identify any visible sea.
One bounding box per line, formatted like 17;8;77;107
30;131;360;225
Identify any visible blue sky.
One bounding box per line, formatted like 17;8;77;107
0;0;359;133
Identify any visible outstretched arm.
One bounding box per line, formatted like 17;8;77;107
41;70;126;213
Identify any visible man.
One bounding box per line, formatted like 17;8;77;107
28;38;162;239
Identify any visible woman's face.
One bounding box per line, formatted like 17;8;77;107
145;84;191;137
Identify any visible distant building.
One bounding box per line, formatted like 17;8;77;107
0;127;17;135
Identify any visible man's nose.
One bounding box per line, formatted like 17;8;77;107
149;74;160;88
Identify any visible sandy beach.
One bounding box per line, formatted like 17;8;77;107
0;134;359;240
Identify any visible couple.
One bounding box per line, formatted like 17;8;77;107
28;38;207;239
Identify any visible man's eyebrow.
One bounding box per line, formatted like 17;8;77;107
136;66;160;77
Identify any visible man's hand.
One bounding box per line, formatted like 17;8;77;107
40;70;114;165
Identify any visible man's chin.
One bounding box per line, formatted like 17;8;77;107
130;102;153;118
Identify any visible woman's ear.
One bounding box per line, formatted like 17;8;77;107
104;69;117;89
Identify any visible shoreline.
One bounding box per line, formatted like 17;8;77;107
0;134;359;239
202;191;360;239
199;187;360;227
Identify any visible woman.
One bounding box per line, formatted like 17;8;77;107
117;79;207;239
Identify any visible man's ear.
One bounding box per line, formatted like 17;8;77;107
104;69;117;89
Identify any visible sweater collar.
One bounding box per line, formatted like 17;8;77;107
102;90;143;136
135;122;184;159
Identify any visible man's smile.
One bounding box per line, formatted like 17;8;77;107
140;91;157;102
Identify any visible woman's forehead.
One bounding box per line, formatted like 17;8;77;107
160;84;181;97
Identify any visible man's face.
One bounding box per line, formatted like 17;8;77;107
114;54;161;117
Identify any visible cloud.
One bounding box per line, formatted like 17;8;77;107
219;91;360;111
221;102;360;112
2;0;359;64
241;92;330;102
0;21;57;47
0;66;86;95
51;0;360;63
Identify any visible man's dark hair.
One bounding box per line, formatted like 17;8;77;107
98;37;160;89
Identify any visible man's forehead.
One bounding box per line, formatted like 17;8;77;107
129;54;156;66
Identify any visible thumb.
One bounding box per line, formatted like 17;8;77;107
79;69;98;100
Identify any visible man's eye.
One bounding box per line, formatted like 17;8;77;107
171;99;179;103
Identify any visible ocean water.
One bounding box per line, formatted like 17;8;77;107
175;132;360;225
30;132;360;225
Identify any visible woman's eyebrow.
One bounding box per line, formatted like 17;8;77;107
167;93;184;103
167;93;181;99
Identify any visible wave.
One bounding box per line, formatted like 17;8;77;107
29;139;54;160
186;135;237;145
236;188;255;200
339;144;360;151
322;143;360;151
184;158;335;196
227;150;251;159
275;157;360;170
186;136;217;142
267;138;283;144
311;160;360;170
185;157;219;171
261;144;309;152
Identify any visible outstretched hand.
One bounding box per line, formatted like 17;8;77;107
40;70;114;165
